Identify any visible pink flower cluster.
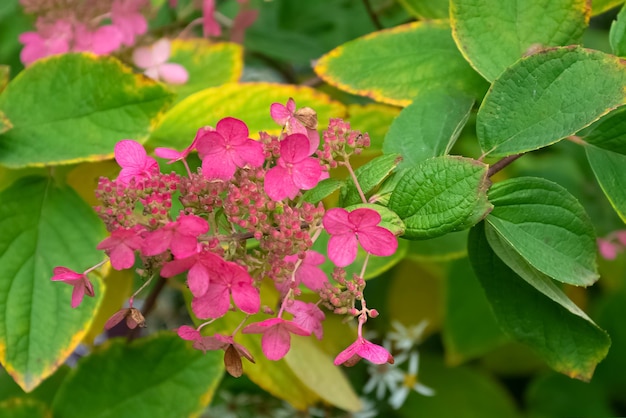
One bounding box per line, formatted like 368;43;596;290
53;99;399;375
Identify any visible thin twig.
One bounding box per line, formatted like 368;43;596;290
487;154;523;177
362;0;383;30
126;276;167;341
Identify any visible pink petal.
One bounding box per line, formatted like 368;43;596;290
141;227;173;256
177;325;201;341
296;263;327;291
216;117;249;144
306;128;320;153
89;25;123;54
357;339;394;364
291;157;322;190
178;214;209;236
328;233;358;267
105;309;128;330
234;139;264;167
598;239;618;260
264;165;298;201
348;208;381;228
261;325;292;360
334;340;360;366
187;262;211;297
114;140;148;168
191;283;230;319
242;317;284;333
158;63;189;85
52;266;83;282
160;255;196;278
322;208;353;234
358;226;398;257
151;38;172;65
617;231;626;246
230;265;260;314
132;45;155;69
280;134;311;163
108;244;136;270
286;98;296;113
270;103;290;125
201;155;236;180
71;283;86;308
202;0;222;37
154;147;184;161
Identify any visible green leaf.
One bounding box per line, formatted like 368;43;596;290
0;53;173;168
388;156;491;239
0;177;104;391
593;288;626;394
169;40;243;102
0;398;51;418
468;223;610;381
450;0;589;82
397;0;449;19
383;90;474;168
486;177;598;286
580;106;626;154
0;110;11;134
407;230;469;262
610;4;626;56
314;21;488;107
593;0;625;15
149;82;345;150
285;337;361;412
443;258;509;365
342;153;403;206
301;178;344;205
0;65;9;93
51;333;223;418
398;353;521;418
586;145;626;223
477;46;626;157
0;365;69;405
346;103;400;154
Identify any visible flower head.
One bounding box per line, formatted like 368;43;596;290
270;98;319;152
96;226;144;270
243;317;310;360
19;19;72;65
114;139;159;186
141;213;208;258
73;23;123;55
323;207;398;267
281;250;327;292
264;133;322;201
388;351;435;409
285;300;325;339
51;267;95;308
161;250;223;297
334;335;394;367
111;0;148;46
196;117;264;180
132;39;189;84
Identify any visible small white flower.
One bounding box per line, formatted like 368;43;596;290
363;340;404;399
388;320;428;351
388;351;435;410
352;397;379;418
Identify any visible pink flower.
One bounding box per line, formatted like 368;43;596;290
285;300;325;339
114;139;159;186
132;39;189;84
281;250;327;292
111;0;148;46
155;126;213;164
96;227;143;270
243;318;310;360
202;0;222;37
141;213;209;258
334;335;394;367
264;133;322;201
598;238;618;260
191;261;260;319
196;117;264;180
73;24;123;55
176;325;202;341
51;267;95;308
161;250;223;297
270;98;319;152
19;19;72;65
323;207;398;267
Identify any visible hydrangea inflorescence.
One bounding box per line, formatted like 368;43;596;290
52;98;398;376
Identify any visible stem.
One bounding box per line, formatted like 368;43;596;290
231;315;250;336
83;259;108;275
359;253;370;280
344;159;367;203
126;276;167;341
567;135;587;146
128;274;156;308
487;154;523;177
362;0;383;30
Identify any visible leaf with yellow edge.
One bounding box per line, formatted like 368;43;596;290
149;82;346;150
82;267;133;346
592;0;624;15
285;337;362;412
0;110;11;135
314;21;488;107
0;397;51;418
66;160;121;206
347;103;400;153
169;40;243;103
0;54;173;168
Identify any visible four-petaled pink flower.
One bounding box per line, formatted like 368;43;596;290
96;227;144;270
111;0;148;47
285;300;325;340
270;98;319;152
264;133;322;201
51;267;95;308
191;261;260;319
323;207;398;267
161;250;223;297
114;139;159;186
196;117;264;180
280;250;327;293
132;38;189;84
243;318;310;361
334;335;394;367
141;213;209;258
19;19;73;65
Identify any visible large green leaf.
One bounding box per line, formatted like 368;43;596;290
486;177;598;286
580;106;626;154
443;258;509;365
610;3;626;56
51;333;223;418
593;0;624;15
477;47;626;157
0;177;104;391
388;156;491;239
342;153;403;206
0;53;173;168
169;40;243;102
468;223;610;381
314;21;488;107
149;82;345;150
383;89;474;168
451;0;589;82
586;145;626;222
0;398;50;418
397;0;449;19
